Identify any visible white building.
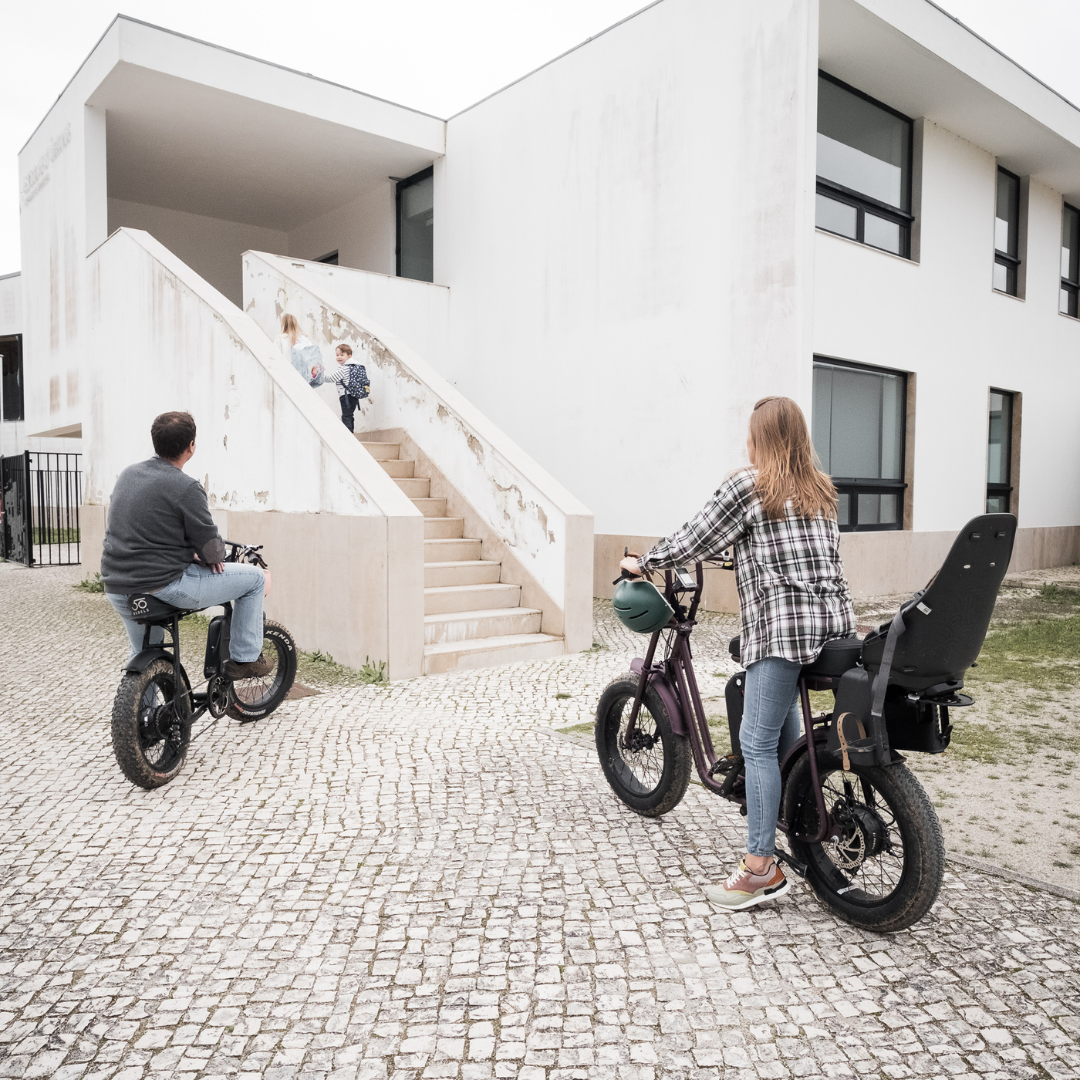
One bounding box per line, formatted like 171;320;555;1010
10;0;1080;673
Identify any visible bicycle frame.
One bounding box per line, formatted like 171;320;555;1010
132;541;267;741
624;563;834;845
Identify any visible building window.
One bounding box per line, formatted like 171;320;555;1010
0;334;23;422
316;250;339;266
815;73;913;258
994;168;1021;296
986;390;1014;513
396;167;434;283
1061;203;1079;317
812;358;907;532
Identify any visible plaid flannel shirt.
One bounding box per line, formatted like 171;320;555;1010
639;468;855;667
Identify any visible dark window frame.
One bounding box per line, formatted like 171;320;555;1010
815;71;915;260
1;333;24;423
813;355;909;534
1061;202;1079;318
994;166;1021;297
986;389;1014;513
395;166;434;279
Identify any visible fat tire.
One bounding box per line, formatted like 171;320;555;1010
595;677;692;817
226;620;297;721
111;658;191;790
783;751;944;933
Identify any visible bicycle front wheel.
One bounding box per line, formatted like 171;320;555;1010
783;751;944;933
227;620;297;721
595;677;692;817
111;658;191;789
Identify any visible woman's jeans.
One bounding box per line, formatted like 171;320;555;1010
742;656;804;857
106;563;266;663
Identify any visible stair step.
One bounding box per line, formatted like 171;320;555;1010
424;560;503;588
412;497;446;517
425;607;543;645
423;634;566;675
395;476;430;498
424;582;520;615
425;517;464;540
425;537;481;562
358;440;399;461
379;459;415;478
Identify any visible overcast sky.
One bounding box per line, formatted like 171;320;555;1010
2;0;1080;275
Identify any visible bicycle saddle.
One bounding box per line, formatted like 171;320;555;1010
127;593;195;624
727;634;862;677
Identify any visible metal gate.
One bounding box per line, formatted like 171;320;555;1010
0;451;82;567
0;452;31;565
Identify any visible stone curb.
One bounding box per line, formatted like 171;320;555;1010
945;851;1080;903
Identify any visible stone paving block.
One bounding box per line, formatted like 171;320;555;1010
2;569;1080;1080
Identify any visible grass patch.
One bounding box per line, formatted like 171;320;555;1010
555;692;572;700
297;650;388;688
968;615;1080;692
34;527;80;544
73;572;104;593
560;721;595;736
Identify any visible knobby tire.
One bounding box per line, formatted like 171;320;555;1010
595;677;692;817
111;657;191;789
782;750;944;932
226;620;297;721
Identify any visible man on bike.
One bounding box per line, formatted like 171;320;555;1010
100;410;272;679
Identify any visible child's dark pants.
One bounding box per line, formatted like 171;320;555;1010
339;394;361;432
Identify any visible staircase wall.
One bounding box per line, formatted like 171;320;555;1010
83;228;425;677
243;252;594;653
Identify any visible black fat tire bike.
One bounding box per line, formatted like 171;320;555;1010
597;513;1015;933
110;542;297;790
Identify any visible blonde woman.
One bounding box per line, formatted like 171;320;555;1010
620;396;855;911
277;314;323;385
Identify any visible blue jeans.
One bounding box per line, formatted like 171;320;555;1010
741;657;804;857
106;563;266;662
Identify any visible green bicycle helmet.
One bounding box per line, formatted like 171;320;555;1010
612;578;675;634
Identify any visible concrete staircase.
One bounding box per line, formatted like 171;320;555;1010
359;440;565;675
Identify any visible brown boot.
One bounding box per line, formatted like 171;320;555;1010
224;654;273;680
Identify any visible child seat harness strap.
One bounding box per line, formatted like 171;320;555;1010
868;607;907;759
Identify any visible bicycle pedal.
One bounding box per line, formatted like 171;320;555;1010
774;850;808;879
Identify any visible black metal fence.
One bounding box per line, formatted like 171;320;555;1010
0;451;82;566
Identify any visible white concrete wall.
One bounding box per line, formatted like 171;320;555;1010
84;228;425;676
814;119;1080;535
107;198;288;308
287;184;397;277
439;0;819;538
244;251;594;651
261;255;450;373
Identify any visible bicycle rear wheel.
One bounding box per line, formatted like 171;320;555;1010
111;658;191;789
227;620;297;721
783;751;944;932
595;677;692;817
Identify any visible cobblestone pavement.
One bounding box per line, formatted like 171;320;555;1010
1;561;1078;1080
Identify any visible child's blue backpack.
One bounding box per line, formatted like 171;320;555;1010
345;363;370;400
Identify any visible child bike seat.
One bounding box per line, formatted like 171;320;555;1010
127;593;196;624
726;634;861;677
861;513;1016;692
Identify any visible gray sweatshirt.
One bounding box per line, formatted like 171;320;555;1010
100;457;226;594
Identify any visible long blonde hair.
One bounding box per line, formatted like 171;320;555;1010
281;313;300;345
749;396;837;520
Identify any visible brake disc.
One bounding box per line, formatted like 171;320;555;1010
208;675;231;719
